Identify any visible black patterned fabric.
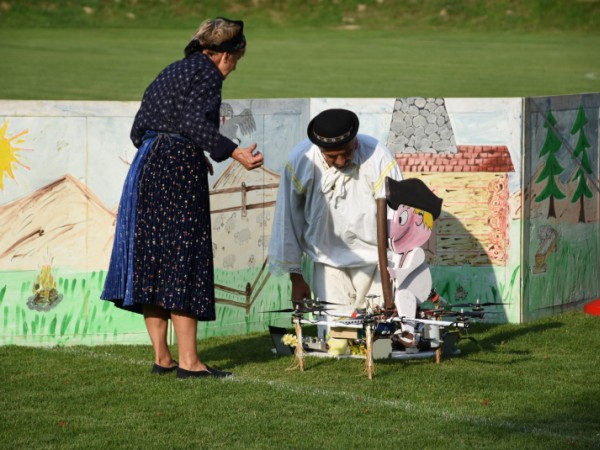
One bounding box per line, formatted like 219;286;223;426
102;51;236;320
131;52;236;161
134;134;215;320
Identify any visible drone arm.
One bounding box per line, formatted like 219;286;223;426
395;316;469;329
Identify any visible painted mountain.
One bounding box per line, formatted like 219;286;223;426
0;175;116;271
0;162;282;273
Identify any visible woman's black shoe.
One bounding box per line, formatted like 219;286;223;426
177;366;233;379
151;361;178;375
205;365;233;378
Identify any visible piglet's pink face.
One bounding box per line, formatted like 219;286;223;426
389;205;432;254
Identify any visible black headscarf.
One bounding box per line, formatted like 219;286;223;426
184;18;246;57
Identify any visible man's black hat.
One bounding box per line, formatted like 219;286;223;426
386;177;443;220
307;109;359;149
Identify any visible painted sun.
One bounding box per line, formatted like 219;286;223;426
0;120;31;190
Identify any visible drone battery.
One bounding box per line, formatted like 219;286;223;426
303;339;328;352
330;327;358;339
373;338;392;359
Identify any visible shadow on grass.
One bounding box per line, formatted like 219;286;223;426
200;319;567;374
201;327;377;373
200;325;327;369
357;319;567;372
451;319;564;362
200;333;277;369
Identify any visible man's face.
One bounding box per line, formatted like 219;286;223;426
319;139;357;170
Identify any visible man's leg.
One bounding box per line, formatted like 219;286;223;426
313;263;356;339
348;265;383;311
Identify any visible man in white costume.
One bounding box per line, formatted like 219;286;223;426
268;108;403;322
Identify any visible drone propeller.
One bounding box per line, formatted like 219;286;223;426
293;298;345;306
262;306;331;314
450;300;508;310
438;309;487;319
262;308;296;313
450;301;507;308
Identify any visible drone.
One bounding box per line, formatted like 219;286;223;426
264;291;505;379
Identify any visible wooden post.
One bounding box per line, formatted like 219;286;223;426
294;317;304;372
241;182;247;217
366;324;374;380
376;197;393;312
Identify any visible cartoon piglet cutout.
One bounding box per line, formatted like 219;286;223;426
386;177;443;350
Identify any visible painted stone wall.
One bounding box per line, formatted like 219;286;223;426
0;95;598;345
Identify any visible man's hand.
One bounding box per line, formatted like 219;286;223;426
231;143;263;170
290;273;312;304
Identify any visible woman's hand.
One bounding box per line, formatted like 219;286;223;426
204;156;214;175
231;143;263;170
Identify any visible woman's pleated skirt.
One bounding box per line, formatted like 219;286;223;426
101;132;216;321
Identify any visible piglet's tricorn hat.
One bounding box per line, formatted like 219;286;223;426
307;108;359;149
386;177;443;220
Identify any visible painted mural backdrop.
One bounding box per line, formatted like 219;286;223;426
523;94;599;321
0;95;598;346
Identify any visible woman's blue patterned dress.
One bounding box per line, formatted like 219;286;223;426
101;52;237;321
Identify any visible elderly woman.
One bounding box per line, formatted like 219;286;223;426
101;17;263;379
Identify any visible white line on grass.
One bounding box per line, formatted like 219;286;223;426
55;346;599;446
237;377;599;445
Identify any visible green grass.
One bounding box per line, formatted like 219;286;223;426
1;310;599;448
1;0;598;32
1;28;599;101
0;0;599;101
1;3;599;448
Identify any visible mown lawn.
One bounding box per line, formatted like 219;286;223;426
2;311;599;449
1;3;599;448
1;28;599;100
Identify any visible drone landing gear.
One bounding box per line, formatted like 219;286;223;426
291;316;305;372
285;319;377;379
388;330;461;360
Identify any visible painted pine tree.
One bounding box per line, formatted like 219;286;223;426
569;104;593;223
535;110;566;218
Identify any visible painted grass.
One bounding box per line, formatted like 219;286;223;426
1;28;599;101
1;310;599;449
0;267;291;346
0;243;535;346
